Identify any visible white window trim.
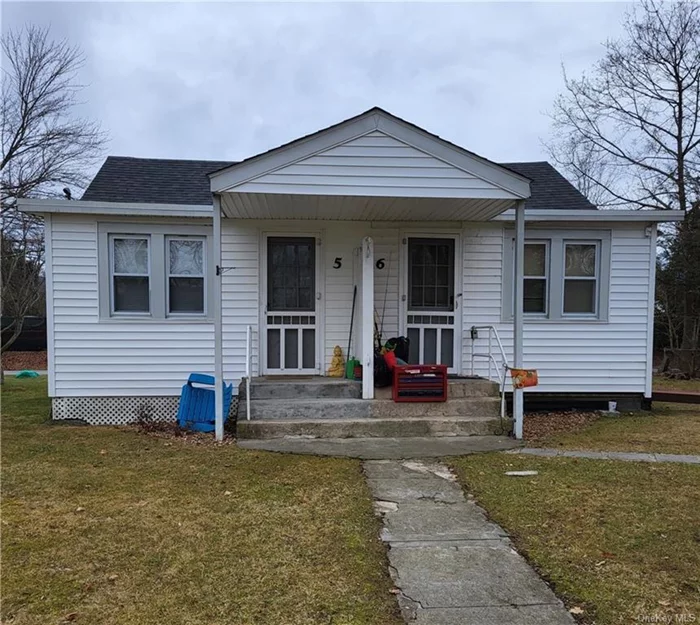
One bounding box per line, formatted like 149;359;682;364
166;236;207;318
562;240;600;318
98;222;214;322
523;240;549;318
502;228;611;323
109;234;152;317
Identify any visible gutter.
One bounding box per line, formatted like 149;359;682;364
17;198;214;219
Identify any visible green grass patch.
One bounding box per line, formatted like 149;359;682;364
2;378;400;625
450;453;700;624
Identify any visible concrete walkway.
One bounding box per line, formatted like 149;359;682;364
365;459;574;624
237;435;521;459
510;447;700;465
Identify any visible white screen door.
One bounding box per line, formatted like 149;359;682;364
404;237;459;373
264;236;319;374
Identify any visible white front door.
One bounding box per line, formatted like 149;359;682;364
401;235;461;373
262;235;320;374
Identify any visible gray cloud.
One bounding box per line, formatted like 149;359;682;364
2;1;630;179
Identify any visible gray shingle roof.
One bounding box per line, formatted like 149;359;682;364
81;157;235;205
81;156;596;210
501;161;596;210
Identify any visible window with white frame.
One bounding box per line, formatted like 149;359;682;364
167;237;205;315
110;236;151;314
563;242;598;315
99;224;212;321
503;230;610;322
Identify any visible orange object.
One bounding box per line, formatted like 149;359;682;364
384;350;397;371
510;368;538;389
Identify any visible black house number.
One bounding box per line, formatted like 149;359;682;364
333;257;342;268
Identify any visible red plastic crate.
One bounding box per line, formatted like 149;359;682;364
392;365;448;402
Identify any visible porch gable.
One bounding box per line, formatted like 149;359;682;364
209;108;531;202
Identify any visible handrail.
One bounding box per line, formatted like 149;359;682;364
245;325;252;421
469;325;509;423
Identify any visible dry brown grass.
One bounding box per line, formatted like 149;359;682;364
450;453;700;624
538;403;700;455
2;378;401;625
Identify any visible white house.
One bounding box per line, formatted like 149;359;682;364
21;107;683;439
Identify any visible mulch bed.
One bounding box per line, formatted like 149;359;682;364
2;351;47;371
523;410;600;441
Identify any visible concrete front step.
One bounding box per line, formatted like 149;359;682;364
245;378;362;400
239;397;501;420
240;398;371;420
236;416;508;439
244;377;499;401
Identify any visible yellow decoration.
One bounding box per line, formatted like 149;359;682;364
327;345;345;377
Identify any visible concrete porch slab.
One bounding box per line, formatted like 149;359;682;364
236;435;521;459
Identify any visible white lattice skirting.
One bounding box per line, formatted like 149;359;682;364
52;396;239;426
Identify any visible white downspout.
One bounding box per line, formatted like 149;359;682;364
513;200;525;439
362;236;374;399
213;194;224;441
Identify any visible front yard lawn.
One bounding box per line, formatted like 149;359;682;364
450;453;700;625
2;378;400;625
534;402;700;456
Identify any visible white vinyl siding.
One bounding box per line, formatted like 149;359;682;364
230;130;518;199
48;214;654;399
221;220;259;383
463;222;652;393
50;216;214;397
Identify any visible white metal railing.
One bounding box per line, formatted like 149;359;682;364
469;325;509;422
245;325;252;421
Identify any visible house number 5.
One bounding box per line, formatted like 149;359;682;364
333;257;342;268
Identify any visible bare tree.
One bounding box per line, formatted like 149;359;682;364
1;25;106;361
546;0;700;212
546;0;700;375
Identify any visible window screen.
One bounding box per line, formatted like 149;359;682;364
267;237;315;312
408;238;455;311
111;236;150;313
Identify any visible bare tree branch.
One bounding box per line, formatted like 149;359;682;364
1;25;107;356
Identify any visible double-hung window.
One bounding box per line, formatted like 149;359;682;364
524;242;548;314
167;237;205;315
99;224;211;320
503;230;610;322
110;236;151;314
563;242;598;316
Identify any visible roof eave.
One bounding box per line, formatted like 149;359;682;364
18;198;214;218
493;209;685;222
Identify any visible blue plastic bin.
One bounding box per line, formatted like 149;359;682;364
177;373;234;433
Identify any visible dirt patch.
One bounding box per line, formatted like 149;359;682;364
524;410;600;441
125;421;237;445
2;350;47;371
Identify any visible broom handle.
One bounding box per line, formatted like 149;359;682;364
347;285;357;359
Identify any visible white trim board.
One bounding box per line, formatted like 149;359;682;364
493;209;685;223
18;198;213;218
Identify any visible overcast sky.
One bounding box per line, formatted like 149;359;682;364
3;1;631;179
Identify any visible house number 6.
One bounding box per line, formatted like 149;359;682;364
376;258;386;269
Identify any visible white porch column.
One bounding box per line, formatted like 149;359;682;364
213;194;224;441
513;200;525;439
362;236;374;399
